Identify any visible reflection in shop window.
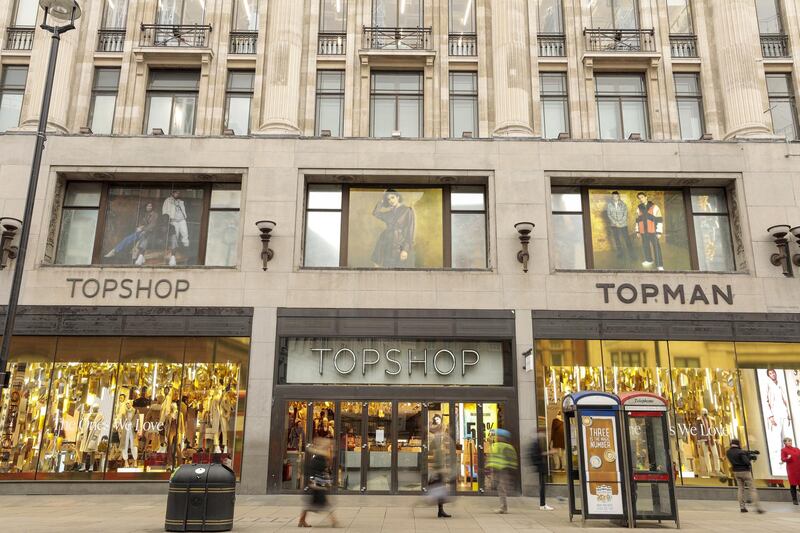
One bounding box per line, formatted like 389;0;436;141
304;184;488;269
55;181;241;267
550;185;736;272
282;401;308;490
0;336;249;480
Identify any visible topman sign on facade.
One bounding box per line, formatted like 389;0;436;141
596;283;734;305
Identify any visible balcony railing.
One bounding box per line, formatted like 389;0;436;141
449;33;477;56
584;28;656;53
669;34;697;58
4;27;34;51
318;31;346;55
97;28;126;52
538;33;566;57
139;23;212;48
362;26;432;51
761;33;790;58
229;30;257;54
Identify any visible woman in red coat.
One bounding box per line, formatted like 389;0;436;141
781;437;800;505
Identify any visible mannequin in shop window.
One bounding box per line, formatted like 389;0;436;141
78;405;104;472
116;393;138;468
549;414;565;471
694;408;722;477
144;393;164;458
160;387;179;459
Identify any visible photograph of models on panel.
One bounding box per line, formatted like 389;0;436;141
551;186;735;272
304;184;487;269
0;336;249;480
56;181;240;267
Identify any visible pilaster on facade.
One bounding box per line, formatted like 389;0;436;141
489;0;534;137
256;0;305;136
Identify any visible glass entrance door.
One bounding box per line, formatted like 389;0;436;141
397;402;424;491
455;402;480;492
337;401;362;491
366;401;393;491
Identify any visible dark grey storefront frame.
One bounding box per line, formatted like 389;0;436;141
269;308;519;496
531;309;800;502
0;305;253;495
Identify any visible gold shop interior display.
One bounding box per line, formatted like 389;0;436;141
534;338;789;488
0;336;249;481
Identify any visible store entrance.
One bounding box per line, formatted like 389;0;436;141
276;399;509;495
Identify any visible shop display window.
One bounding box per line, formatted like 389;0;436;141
303;183;488;269
550;185;736;272
337;401;362;491
0;336;250;481
397;402;423;491
0;337;57;479
736;342;800;488
535;338;760;488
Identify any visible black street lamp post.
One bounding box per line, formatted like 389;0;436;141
0;1;81;389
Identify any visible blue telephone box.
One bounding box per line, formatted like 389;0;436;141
562;391;628;526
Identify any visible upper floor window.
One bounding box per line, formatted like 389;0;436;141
588;0;638;29
102;0;128;28
674;73;704;140
315;70;345;137
232;0;258;30
550;186;735;272
145;69;200;135
373;0;422;27
89;67;120;135
12;0;37;26
370;71;422;138
157;0;205;25
755;0;783;34
538;0;563;33
0;65;27;132
225;71;254;135
320;0;347;31
666;0;693;34
449;0;476;33
56;181;241;267
541;72;569;139
766;73;798;141
595;74;648;140
304;184;487;269
450;72;477;138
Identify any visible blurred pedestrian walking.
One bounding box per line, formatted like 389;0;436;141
487;428;518;514
298;437;338;527
528;431;554;511
726;438;764;514
427;415;455;518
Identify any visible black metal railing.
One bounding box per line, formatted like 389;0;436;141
318;31;346;55
4;27;34;51
97;28;126;52
538;33;566;57
760;33;790;58
229;30;257;54
669;34;697;58
449;33;477;56
362;26;432;50
584;28;656;53
139;23;212;48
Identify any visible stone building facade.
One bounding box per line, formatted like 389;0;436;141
0;0;799;499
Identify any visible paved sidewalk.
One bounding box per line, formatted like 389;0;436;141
0;494;798;532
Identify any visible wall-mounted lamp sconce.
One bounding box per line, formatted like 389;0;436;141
255;220;276;271
791;226;800;268
0;217;22;270
515;221;535;273
768;224;793;277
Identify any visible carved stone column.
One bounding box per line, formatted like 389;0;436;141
490;0;533;137
708;0;771;139
20;25;79;133
257;0;305;135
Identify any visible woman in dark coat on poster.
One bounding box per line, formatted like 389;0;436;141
298;438;338;527
371;189;415;267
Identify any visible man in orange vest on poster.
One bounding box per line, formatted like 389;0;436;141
635;192;664;271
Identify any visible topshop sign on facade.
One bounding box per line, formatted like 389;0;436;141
284;338;505;385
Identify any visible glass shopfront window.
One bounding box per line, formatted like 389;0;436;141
0;336;250;481
535;338;797;489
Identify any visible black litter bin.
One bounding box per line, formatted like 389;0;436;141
165;463;236;532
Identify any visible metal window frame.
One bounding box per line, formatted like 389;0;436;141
232;0;258;31
101;0;129;29
369;71;424;137
589;0;641;30
320;0;347;32
537;0;564;33
315;70;345;137
372;0;423;27
448;0;477;33
448;71;478;138
88;67;121;134
540;72;570;139
673;73;705;139
155;0;206;25
755;0;784;35
666;0;694;35
224;70;255;135
766;74;799;139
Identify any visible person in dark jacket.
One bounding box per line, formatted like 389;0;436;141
529;432;554;511
298;438;338;527
726;439;764;513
